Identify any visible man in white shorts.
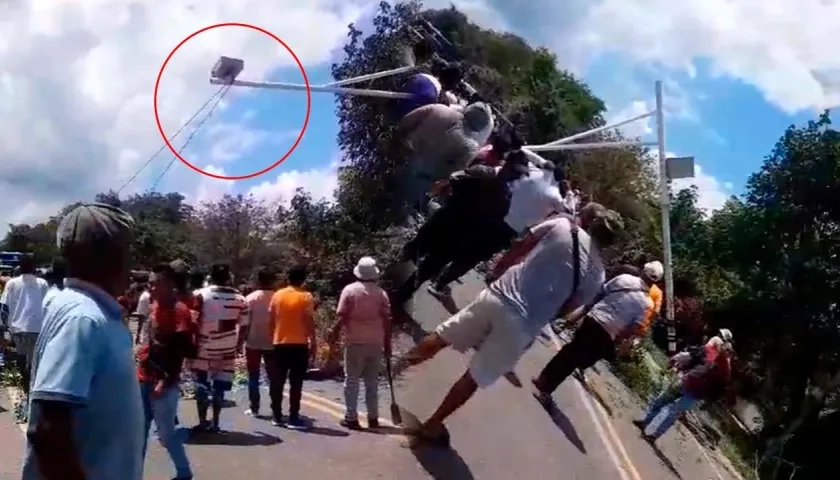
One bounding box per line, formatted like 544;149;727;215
394;203;622;447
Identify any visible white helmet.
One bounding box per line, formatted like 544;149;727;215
643;261;664;282
719;328;734;344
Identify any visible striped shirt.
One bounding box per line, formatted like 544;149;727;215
194;285;248;365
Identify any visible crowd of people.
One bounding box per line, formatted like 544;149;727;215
0;48;737;480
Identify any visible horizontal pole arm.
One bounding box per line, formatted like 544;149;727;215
322;66;416;87
523;140;655;152
542;111;656;147
210;77;413;99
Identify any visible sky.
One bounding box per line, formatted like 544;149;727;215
2;0;839;233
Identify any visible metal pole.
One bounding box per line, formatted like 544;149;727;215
523;140;655;152
540;111;656;147
655;80;676;355
209;78;413;99
322;66;416;87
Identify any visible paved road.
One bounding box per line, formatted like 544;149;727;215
0;273;743;480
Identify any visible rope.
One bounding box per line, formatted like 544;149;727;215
148;85;232;192
116;85;228;195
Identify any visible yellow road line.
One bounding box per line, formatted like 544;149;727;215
544;327;643;480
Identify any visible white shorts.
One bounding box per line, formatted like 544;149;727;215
435;289;531;388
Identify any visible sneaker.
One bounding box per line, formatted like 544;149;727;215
244;408;258;417
367;417;380;429
191;421;212;433
285;416;310;431
631;419;647;432
340;419;362;430
271;415;285;427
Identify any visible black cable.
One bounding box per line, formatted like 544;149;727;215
148;85;232;192
116;85;227;194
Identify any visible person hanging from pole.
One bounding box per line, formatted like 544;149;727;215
392;204;621;448
426;155;570;308
397;98;494;213
391;136;528;310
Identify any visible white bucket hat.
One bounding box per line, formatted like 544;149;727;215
353;256;381;281
643;261;664;282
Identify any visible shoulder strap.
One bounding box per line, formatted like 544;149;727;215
571;225;580;294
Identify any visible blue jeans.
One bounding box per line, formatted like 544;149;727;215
641;385;698;438
141;381;192;478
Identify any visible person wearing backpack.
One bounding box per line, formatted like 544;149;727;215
532;265;655;410
633;335;734;442
392;203;621;448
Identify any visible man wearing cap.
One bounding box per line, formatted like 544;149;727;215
393;203;619;447
397;100;492;211
532;247;656;410
327;257;392;430
22;203;144;480
636;261;664;337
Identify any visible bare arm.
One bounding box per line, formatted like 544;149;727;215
27;401;86;480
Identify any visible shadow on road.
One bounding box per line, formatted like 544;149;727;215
544;402;587;454
413;446;475;480
185;429;282;447
648;442;683;479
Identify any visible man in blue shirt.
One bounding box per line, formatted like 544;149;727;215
22;203;144;480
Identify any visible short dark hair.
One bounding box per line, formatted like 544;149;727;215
151;263;175;279
287;265;307;286
256;267;276;288
210;264;231;286
19;254;36;274
189;269;205;289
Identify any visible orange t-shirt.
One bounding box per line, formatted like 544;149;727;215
637;284;663;335
270;286;315;345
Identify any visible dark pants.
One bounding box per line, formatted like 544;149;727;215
270;344;309;421
536;316;616;393
245;348;278;413
432;221;517;289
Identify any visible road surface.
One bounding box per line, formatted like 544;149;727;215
0;273;743;480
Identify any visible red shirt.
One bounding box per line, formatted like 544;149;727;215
137;300;193;383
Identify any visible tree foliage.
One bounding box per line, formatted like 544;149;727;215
3;3;838;475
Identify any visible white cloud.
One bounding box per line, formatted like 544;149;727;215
248;162;339;207
0;0;367;232
672;164;732;214
554;0;840;113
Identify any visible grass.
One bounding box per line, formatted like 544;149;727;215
609;342;758;480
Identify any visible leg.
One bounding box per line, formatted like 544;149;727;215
361;345;383;424
271;345;291;423
395;290;496;375
419;292;525;441
140;381;154;462
342;345;364;425
153;385;193;479
640;383;682;426
210;372;232;430
649;393;699;439
286;345;310;427
244;348;262;413
192;369;211;428
534;317;608;394
393;252;451;306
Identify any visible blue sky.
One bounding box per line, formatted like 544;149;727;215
173;14;825;214
8;0;834;231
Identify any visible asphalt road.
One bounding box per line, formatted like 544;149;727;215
0;273;744;480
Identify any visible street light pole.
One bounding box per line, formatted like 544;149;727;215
655;80;677;355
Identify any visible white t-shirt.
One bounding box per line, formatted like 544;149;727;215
490;217;605;337
0;274;49;333
135;290;151;343
504;168;566;233
588;274;654;340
